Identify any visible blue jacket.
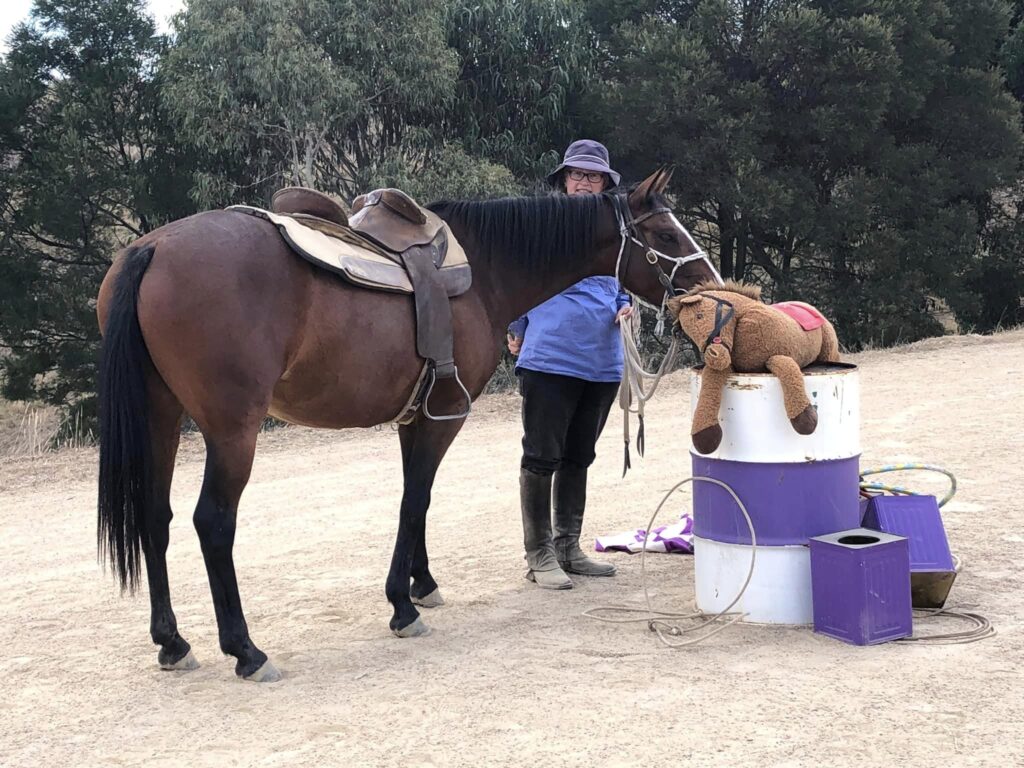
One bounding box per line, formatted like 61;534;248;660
508;276;631;383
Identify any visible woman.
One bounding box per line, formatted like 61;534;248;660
507;139;634;589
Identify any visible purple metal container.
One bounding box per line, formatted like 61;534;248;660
862;495;956;608
809;528;912;645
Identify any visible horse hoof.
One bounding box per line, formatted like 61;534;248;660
244;659;282;683
692;424;722;454
159;650;199;671
393;617;432;638
791;405;818;435
411;588;445;608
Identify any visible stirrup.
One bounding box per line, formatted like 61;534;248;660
422;364;472;421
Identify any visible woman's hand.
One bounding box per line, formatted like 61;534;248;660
615;306;635;324
507;333;522;356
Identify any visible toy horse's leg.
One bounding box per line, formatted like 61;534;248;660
818;320;841;363
765;355;817;435
692;367;730;454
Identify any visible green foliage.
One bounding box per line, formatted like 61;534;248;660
585;0;1022;348
946;185;1024;331
1;0;1023;428
163;0;467;206
444;0;596;181
0;0;196;419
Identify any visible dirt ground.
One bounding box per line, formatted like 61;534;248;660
1;330;1022;768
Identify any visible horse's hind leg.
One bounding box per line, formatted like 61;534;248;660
400;427;444;609
145;373;196;670
192;421;279;681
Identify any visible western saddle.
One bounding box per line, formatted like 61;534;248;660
228;186;472;422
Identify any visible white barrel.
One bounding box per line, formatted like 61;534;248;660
690;364;861;624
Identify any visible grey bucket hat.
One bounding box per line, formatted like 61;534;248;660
546;139;621;187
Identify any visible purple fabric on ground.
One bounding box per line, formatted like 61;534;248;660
595;515;694;554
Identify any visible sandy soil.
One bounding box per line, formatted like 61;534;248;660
1;330;1022;768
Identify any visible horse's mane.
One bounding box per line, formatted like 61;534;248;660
427;193;611;274
689;279;762;301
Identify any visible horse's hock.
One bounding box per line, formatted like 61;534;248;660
689;363;861;624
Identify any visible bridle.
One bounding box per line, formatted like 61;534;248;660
698;294;736;354
611;192;722;312
612;192;724;475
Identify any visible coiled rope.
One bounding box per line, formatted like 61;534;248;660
583;476;757;648
859;463;957;507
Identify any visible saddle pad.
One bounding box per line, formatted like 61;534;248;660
227;205;472;297
771;301;826;331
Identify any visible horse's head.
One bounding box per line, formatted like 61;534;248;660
668;285;740;370
613;167;722;308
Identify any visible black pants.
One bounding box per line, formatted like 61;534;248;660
519;369;620;476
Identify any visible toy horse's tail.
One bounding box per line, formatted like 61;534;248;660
819;319;841;362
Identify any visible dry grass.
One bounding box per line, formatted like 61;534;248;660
0;399;95;458
0;400;61;458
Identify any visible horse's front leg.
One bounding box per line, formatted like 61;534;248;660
765;355;817;434
692;366;730;454
398;425;444;609
388;417;463;636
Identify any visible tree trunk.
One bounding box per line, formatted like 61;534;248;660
717;201;735;280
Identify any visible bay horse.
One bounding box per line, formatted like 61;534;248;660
96;168;719;682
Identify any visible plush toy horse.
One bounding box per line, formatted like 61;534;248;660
667;280;841;455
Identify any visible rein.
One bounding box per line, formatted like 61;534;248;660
618;315;678;475
611;193;721;475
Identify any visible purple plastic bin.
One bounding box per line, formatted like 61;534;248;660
863;495;956;608
858;491;883;524
809;528;912;645
863;495;954;570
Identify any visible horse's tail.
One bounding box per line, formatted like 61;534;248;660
97;243;157;594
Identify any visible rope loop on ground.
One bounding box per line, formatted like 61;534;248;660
583;475;756;648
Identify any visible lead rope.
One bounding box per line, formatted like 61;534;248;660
618;312;678;476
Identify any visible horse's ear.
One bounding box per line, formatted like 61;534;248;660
652;165;674;195
629;169;660;204
667;293;701;316
630;166;674;204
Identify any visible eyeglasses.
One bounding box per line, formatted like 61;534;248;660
567;169;606;184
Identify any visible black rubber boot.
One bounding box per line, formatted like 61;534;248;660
520;468;573;589
553;465;616;577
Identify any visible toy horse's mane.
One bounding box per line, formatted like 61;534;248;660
687;279;763;301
